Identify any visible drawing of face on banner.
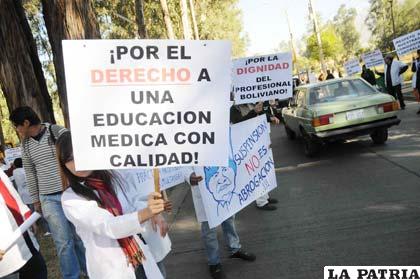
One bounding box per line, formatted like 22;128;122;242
204;157;238;216
197;115;278;228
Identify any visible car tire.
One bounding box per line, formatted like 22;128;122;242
301;129;320;157
370;128;388;144
285;125;296;140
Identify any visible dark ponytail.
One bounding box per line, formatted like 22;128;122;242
56;131;122;205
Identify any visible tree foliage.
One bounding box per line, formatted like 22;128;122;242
305;24;345;62
333;4;360;58
94;0;247;56
366;0;420;51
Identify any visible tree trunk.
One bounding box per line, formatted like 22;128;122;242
160;0;175;39
135;0;148;39
188;0;199;40
180;0;192;39
0;0;56;124
41;0;101;128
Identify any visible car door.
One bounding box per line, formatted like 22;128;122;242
287;90;305;132
295;89;312;132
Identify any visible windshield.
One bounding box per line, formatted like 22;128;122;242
308;79;377;105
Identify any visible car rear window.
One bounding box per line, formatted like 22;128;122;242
308;80;377;105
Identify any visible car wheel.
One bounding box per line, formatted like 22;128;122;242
301;129;320;157
284;125;296;140
370;128;388;144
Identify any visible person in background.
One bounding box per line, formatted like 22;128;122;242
0;169;47;279
12;158;51;237
9;106;86;279
375;54;408;109
230;102;279;211
326;69;335;80
183;169;256;279
361;65;377;86
411;49;420;114
318;71;325;82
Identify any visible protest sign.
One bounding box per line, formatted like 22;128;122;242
62;40;231;170
196;115;277;228
2;212;41;252
119;167;185;194
393;29;420;57
361;49;384;68
344;59;361;76
4;147;21;166
232;52;293;105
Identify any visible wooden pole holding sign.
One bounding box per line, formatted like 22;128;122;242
153;168;172;213
153;168;160;193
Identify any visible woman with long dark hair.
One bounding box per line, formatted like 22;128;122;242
56;131;165;279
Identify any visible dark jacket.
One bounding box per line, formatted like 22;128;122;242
361;69;377;85
230;105;271;124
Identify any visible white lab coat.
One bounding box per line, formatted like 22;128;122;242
116;169;172;263
12;168;31;205
182;167;208;223
0;170;38;277
62;186;163;279
384;60;407;86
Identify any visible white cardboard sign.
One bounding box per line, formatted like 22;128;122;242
361;49;384;68
393;30;420;57
344;59;362;76
196;115;277;228
232;52;293;104
62;40;232;170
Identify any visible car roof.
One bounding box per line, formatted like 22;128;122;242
297;77;361;90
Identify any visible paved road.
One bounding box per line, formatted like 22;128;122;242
165;101;420;279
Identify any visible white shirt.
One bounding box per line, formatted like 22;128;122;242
0;170;39;277
116;169;172;263
62;186;162;279
12;168;31;205
384;60;407;86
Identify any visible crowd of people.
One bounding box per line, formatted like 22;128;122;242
294;50;420;115
0;98;283;279
1;48;419;279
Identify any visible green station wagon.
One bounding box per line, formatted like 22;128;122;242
282;78;401;156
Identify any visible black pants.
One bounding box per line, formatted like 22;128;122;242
387;84;405;108
18;233;48;279
135;265;147;279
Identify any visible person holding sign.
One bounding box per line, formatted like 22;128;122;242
0;170;47;279
361;65;377;86
116;169;172;278
183;168;256;279
375;54;408;109
411;49;420;114
56;132;165;279
230;103;279;211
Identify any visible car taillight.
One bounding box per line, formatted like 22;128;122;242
377;101;399;113
312;114;334;127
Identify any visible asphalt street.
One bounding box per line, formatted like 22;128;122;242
165;100;420;279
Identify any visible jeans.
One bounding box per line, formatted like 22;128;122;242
135;265;147;279
157;261;166;278
40;193;86;279
201;216;241;265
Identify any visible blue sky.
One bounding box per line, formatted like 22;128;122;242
238;0;371;56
